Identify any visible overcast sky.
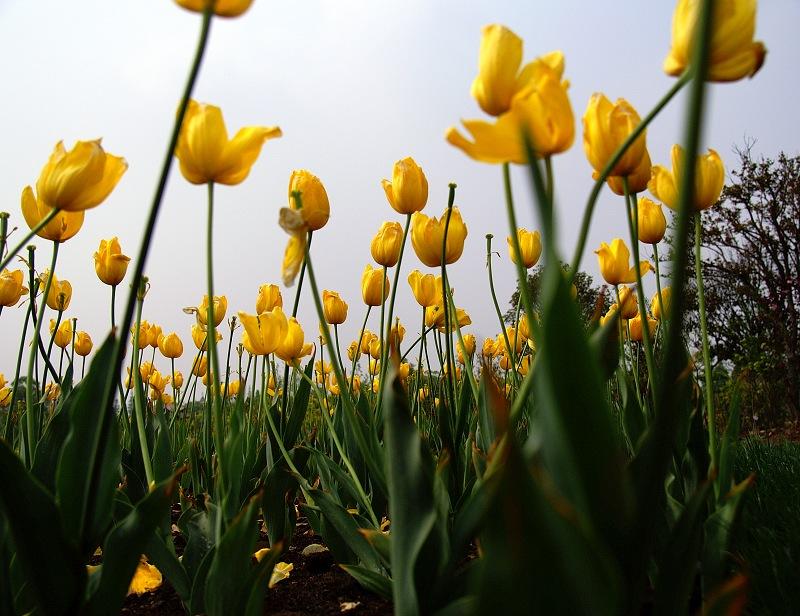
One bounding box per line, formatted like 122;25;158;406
1;0;797;379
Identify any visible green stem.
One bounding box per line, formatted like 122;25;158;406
0;208;59;272
350;305;371;392
131;280;154;486
23;241;58;466
205;181;224;480
440;185;457;412
282;232;312;418
486;234;516;380
568;72;691;282
695;215;717;469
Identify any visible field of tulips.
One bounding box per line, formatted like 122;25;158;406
0;0;786;614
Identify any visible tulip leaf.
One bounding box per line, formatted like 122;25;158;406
84;473;179;616
261;446;310;549
31;398;71;492
55;335;122;558
0;438;85;616
284;359;314;449
340;565;393;600
145;530;191;602
151;400;173;484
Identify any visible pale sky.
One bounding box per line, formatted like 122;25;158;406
1;0;798;378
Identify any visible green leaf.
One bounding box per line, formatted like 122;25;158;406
284;359;313;449
0;439;85;616
55;335;122;557
703;475;753;590
145;529;191;602
31;398;71;492
716;386;741;501
151;400;173;484
261;447;310;549
84;474;179;616
340;564;392;599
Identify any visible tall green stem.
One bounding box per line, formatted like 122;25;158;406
205;181;224;476
23;241;58;466
131;280;154;486
440;185;457;412
0;208;59;272
695;215;717;469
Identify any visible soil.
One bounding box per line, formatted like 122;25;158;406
120;514;393;616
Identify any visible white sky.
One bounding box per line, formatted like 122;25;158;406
1;0;797;378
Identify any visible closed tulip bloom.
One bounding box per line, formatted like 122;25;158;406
360;330;376;355
256;283;283;314
289;170;330;231
651;287;672;321
471;24;524;116
508;228;542;268
664;0;766;82
583;94;647;178
595;238;651;285
32;139;127;212
192;355;208;377
21;187;84;242
398;362;411;380
628;314;658;342
138;361;155;383
39;271;72;311
191;323;222;350
649;145;725;212
369;358;380;376
50;319;73;349
368;338;382;361
482;337;496;358
347;341;359;361
410;208;468;268
172;371;184;389
315;360;332;384
94;237;130;286
174;0;254;18
323;290;348;325
637;197;667;244
197;295;227;327
370;221;404;267
407;270;441;308
617;286;639;320
73;331;93;357
175;100;281;185
0;269;28;307
457;334;477;364
238;308;289;356
158;332;184;359
390;319;406;348
276;317;313;364
149;370;170;394
146;323;163;349
131;321;149;350
448;51;573;163
382;157;429;215
605;149;652;196
361;265;389;306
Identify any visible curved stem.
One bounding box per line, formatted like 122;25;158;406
23;241;58;466
486;234;515;374
440;186;457;411
350;305;371;392
131;282;154;486
205;181;224;482
0;208;59;272
282;232;312;417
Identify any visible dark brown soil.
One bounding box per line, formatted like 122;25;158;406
120;516;393;615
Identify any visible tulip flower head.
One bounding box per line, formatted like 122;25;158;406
507;228;542;269
73;331;93;357
649;145;725;212
158;332;184;359
0;387;12;408
411;208;468;268
191;322;221;350
361;265;390;307
238;308;289;356
636;197;667;244
94;237;131;286
50;319;73;350
275;317;313;365
605;149;652;196
382;157;429;215
197;295;228;327
583;94;647;178
407;270;441;308
0;269;28;307
323;290;348;325
595;238;651;286
256;283;283;314
616;286;639;320
175;100;281;185
664;0;766;82
39;271;72;311
21;189;84;242
174;0;254;18
288;170;330;231
628;314;658;342
651;287;672;321
370;221;404;268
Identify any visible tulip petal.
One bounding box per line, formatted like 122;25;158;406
216;126;282;185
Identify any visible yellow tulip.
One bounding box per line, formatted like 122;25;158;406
126;560;162;596
94;237;130;286
279;205;309;287
507;228;542;269
323;290;348;325
360;330;376;355
256;283;283;314
605;149;652;195
410;208;468;268
0;269;28;307
139;361;155;383
172;371;184;389
456;334;476;364
381;157;429;215
73;331;93;357
651;287;672;321
664;0;766;82
191;322;221;350
616;286;639;320
131;321;149;350
148;370;170;394
398;362;411;380
0;387;12;408
628;314;658;343
389;319;406;348
33;139;127;212
649;145;725;212
50;319;73;350
174;0;254;18
583;94;647;178
368;338;382;361
407;270;441;308
0;374;6;390
361;265;389;307
146;323;162;349
238;308;289;356
175;100;281;185
158;332;184;359
191;355;208;377
315;360;332;384
21;187;84;242
276;317;313;365
370;221;404;268
595;238;651;286
288;169;330;231
369;358;380;376
636;197;667;244
39;271;72;311
427;306;471;333
482;337;496;358
197;295;227;327
347;341;359;361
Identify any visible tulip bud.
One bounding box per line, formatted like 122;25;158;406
407;270;441;308
361;265;389;307
651;287;672;321
410;208;468;268
369;338;382;361
323;290;348;325
289;170;330;231
617;286;639;320
628;314;658;342
370;221;404;268
583;94;647;178
191;355;208;378
605;149;652;195
649;145;725;212
73;331;93;357
382;157;429;215
191;323;222;351
50;319;73;349
172;371;184;389
507;228;542;269
0;269;28;307
146;323;162;349
595;238;651;286
256;283;283;314
197;295;227;327
159;332;184;359
636;197;667;244
94;237;131;286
